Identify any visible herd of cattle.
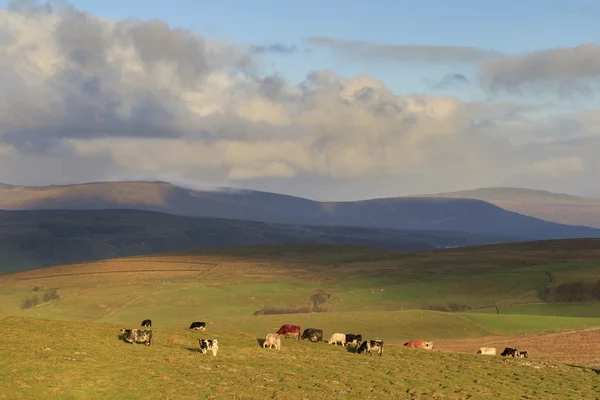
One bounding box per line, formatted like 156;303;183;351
119;319;528;359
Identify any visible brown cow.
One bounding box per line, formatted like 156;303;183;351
276;324;301;340
404;339;434;350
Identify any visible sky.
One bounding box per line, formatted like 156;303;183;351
0;0;599;200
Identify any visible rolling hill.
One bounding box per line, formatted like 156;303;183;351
3;240;600;399
0;209;517;273
421;187;600;228
1;181;600;240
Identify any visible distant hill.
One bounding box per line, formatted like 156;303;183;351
419;187;600;228
0;209;518;273
1;181;600;241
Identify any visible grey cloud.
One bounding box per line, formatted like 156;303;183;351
433;73;470;90
481;44;600;95
306;36;504;63
248;43;306;55
0;2;599;198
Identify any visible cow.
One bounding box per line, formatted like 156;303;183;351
328;333;346;346
197;339;219;356
120;328;153;346
403;340;434;350
141;319;152;327
345;334;362;347
358;339;384;356
476;347;496;356
263;333;281;350
189;321;206;330
517;350;528;358
501;347;519;357
301;328;323;342
276;324;301;340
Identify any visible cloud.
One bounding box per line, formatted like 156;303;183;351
0;1;599;199
306;36;504;63
433;73;470;90
481;44;600;95
248;43;306;55
531;156;585;178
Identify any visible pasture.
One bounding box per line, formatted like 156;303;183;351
2;316;600;399
2;240;600;397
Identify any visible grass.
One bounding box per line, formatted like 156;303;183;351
3;241;600;398
458;313;600;335
2;316;600;399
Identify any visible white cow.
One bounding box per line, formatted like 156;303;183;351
198;339;219;356
328;333;346;346
476;347;496;356
263;333;281;350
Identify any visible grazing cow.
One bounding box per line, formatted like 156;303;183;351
328;333;346;346
345;334;363;347
120;328;153;346
276;324;301;340
197;339;219;356
501;347;519;357
403;340;434;350
476;347;496;356
301;328;324;342
358;339;384;356
189;321;206;330
518;351;528;358
263;333;281;350
141;319;152;327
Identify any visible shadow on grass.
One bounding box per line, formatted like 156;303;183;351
116;334;133;344
565;364;600;375
257;338;265;348
346;344;360;354
186;347;202;353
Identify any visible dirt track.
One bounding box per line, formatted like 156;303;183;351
433;327;600;368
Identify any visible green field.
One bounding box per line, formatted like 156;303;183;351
2;316;599;400
2;240;600;398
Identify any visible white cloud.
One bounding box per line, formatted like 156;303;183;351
0;2;599;199
531;157;585;178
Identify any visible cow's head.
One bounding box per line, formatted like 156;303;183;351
424;341;434;348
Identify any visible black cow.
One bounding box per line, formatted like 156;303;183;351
301;328;323;342
189;321;206;330
501;347;519;357
197;339;219;356
120;328;153;346
357;339;384;356
141;319;152;327
345;333;362;347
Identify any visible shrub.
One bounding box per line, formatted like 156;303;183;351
43;288;60;302
20;295;40;310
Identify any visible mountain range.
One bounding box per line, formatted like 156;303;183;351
0;209;518;273
1;181;600;240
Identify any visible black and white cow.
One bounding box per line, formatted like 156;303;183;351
189;321;206;330
197;339;219;356
501;347;520;357
120;328;153;346
345;333;362;347
357;339;384;356
141;319;152;327
517;350;528;358
301;328;323;342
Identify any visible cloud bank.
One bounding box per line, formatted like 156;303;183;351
0;2;599;199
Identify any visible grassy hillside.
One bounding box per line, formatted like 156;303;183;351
2;181;600;240
3;239;600;330
3;241;600;398
0;209;516;273
423;187;600;228
4;317;599;399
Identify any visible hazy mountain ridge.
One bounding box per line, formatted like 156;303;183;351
1;181;600;241
420;187;600;228
0;209;518;273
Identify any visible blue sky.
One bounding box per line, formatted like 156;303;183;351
10;0;598;95
0;0;599;198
